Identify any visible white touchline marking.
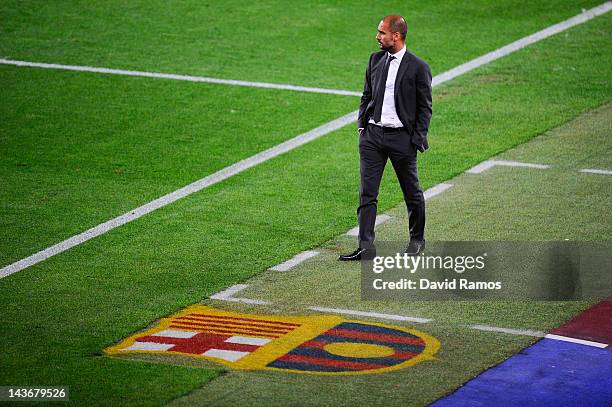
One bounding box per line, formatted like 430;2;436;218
544;333;609;348
470;324;545;337
216;297;270;305
201;296;603;340
467;160;550;174
209;284;271;305
432;2;612;86
226;336;271;346
2;3;609;279
4;2;609;95
424;183;453;200
580;168;612;175
466;161;500;174
209;284;250;299
0;58;362;97
269;250;320;271
308;306;432;323
0;111;355;279
346;215;392;237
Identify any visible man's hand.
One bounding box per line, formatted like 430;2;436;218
358;127;365;137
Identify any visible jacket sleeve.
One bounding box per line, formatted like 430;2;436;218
413;61;432;151
357;54;374;129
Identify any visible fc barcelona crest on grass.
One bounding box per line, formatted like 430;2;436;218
105;305;439;375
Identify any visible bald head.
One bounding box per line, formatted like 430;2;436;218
383;15;407;40
376;15;407;53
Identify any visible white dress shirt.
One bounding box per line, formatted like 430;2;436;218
369;46;406;128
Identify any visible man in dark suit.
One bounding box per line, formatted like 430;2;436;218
339;15;432;261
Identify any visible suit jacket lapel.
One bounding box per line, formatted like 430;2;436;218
373;54;388;99
394;51;412;95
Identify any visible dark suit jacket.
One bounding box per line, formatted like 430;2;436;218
358;49;433;151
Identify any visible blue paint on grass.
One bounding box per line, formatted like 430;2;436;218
432;338;612;407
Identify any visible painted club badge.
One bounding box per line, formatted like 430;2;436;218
105;305;440;375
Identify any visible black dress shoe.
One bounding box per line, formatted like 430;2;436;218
405;240;425;256
338;247;376;261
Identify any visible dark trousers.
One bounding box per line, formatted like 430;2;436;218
358;124;425;248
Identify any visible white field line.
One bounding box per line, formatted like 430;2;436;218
467;160;550;174
346;215;392;237
0;58;362;97
209;284;270;305
215;297;270;305
209;284;250;299
544;333;609;348
580;168;612;175
431;2;612;86
269;250;320;271
424;183;453;199
470;324;545;337
1;3;609;280
204;294;604;340
0;111;355;279
466;161;499;174
307;306;432;323
4;2;609;94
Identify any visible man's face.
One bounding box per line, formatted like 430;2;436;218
376;20;396;51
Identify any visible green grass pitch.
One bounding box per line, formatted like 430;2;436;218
0;1;610;405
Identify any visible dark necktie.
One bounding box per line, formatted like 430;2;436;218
372;54;395;123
